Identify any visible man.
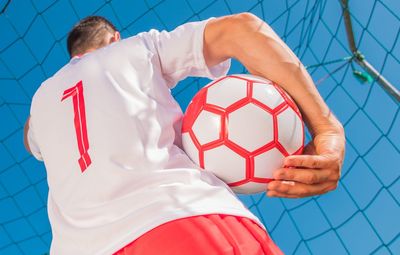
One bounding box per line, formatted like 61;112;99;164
24;13;345;254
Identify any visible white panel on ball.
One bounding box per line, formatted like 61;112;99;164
228;103;274;152
231;181;267;194
206;77;247;108
203;145;246;183
192;110;221;145
252;83;284;109
254;148;284;179
182;132;200;165
277;107;303;154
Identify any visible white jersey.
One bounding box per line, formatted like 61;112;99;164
28;18;261;255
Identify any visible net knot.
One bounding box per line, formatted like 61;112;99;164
353;51;365;61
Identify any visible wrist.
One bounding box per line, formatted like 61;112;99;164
308;115;345;138
311;122;346;159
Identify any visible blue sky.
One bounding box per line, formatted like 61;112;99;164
0;0;399;254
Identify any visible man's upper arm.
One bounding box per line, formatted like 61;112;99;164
142;18;231;88
203;13;259;68
203;15;236;68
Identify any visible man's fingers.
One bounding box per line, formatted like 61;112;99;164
273;168;339;184
266;191;298;198
284;155;331;169
267;180;337;197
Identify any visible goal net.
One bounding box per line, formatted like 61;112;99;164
0;0;398;254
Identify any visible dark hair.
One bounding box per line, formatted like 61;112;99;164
67;16;118;58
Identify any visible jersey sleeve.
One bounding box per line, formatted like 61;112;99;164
141;18;231;88
27;117;43;161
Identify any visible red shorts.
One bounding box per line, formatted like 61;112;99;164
114;214;283;255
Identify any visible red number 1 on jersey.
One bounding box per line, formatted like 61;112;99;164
61;81;92;172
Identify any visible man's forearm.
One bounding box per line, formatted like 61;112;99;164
235;25;343;136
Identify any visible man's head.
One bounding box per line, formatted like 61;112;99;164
67;16;121;58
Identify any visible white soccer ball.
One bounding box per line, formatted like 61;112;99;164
181;74;304;194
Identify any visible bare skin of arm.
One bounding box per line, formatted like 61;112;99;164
24;116;32;154
203;13;345;198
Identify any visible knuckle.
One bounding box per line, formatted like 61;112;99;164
330;156;342;168
335;159;340;167
328;169;341;182
286;171;295;180
283;160;291;168
273;171;283;180
289;158;299;167
311;160;319;168
332;172;341;181
305;174;318;184
326;183;338;192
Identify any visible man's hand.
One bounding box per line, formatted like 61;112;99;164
267;130;345;198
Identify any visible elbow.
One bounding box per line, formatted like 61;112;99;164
231;12;263;29
230;12;272;36
204;12;266;64
226;13;276;58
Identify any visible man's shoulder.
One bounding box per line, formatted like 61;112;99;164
30;60;72;110
30;75;54;109
112;33;152;52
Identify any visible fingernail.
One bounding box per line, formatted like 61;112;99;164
282;181;295;186
267;182;276;189
267;192;275;197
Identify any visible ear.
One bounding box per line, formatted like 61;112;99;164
110;31;121;43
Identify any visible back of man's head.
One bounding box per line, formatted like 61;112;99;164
67;16;119;58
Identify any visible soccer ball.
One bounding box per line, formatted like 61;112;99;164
181;74;304;194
